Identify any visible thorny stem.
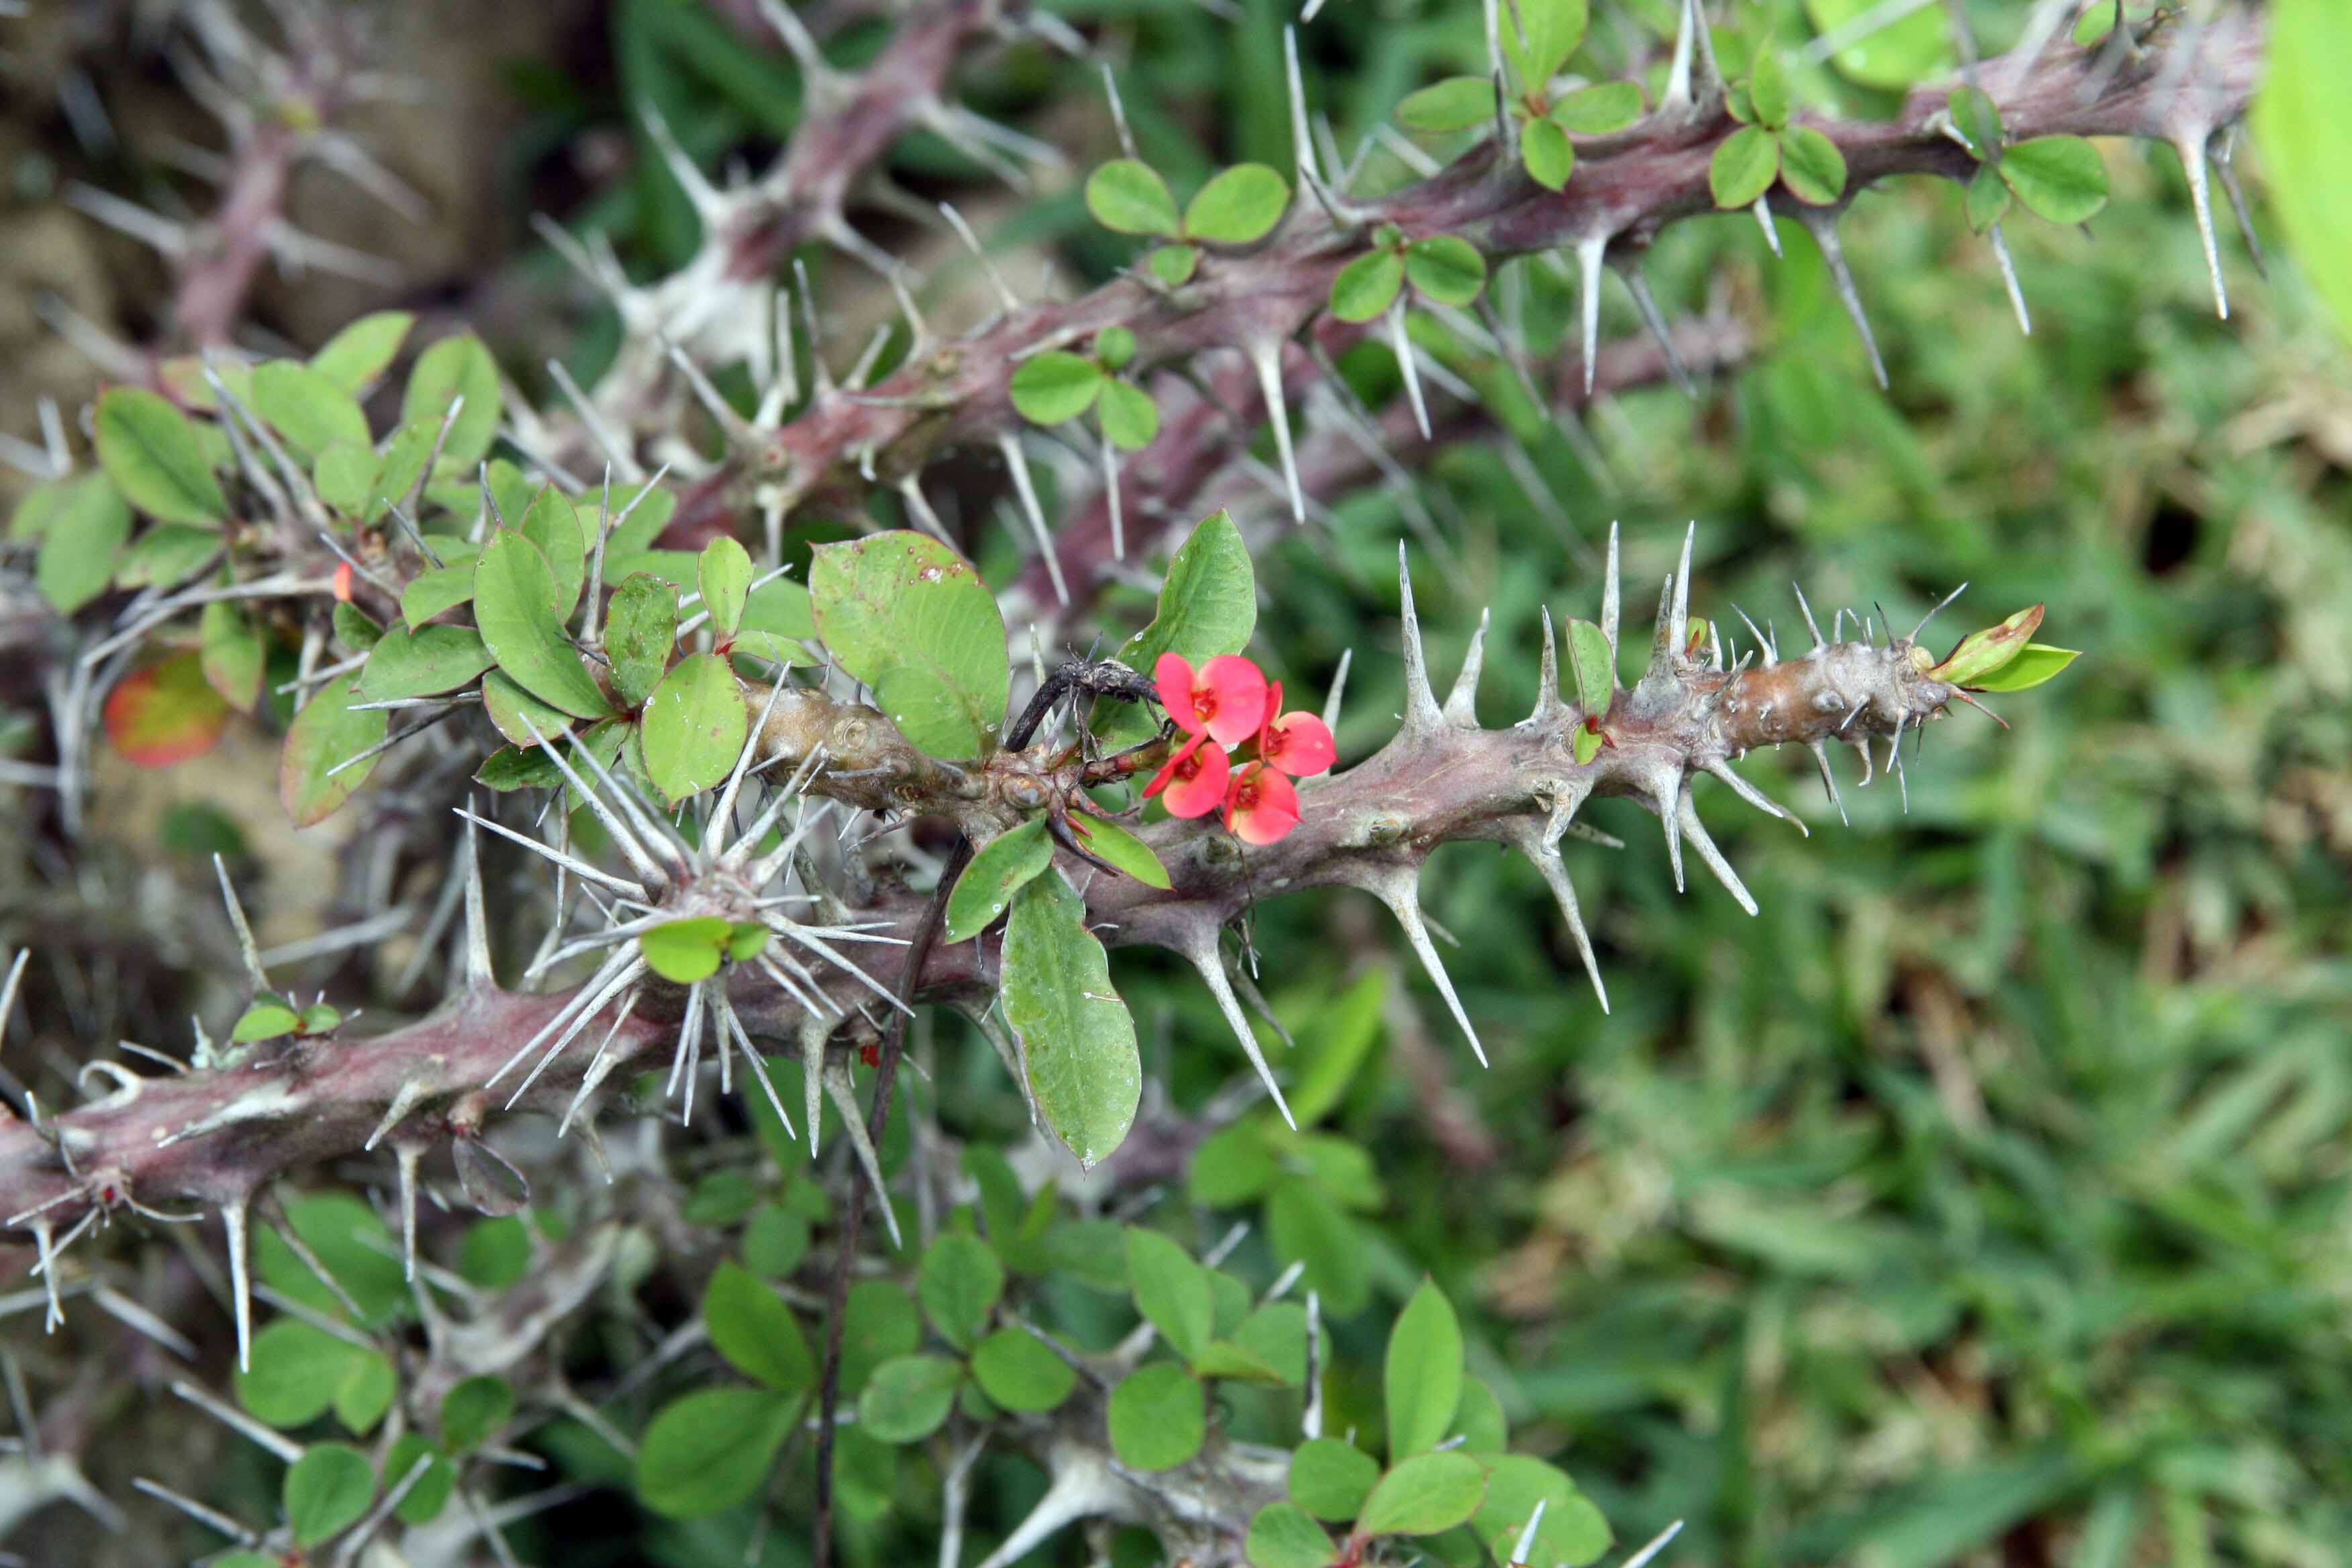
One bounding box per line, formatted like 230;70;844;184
810;836;969;1568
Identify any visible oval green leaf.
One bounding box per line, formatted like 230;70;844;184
1086;158;1182;238
1184;163;1290;246
1106;1361;1206;1471
1357;1450;1490;1538
95;387;226;526
1001;869;1140;1167
1709;124;1781;209
944;816;1055;943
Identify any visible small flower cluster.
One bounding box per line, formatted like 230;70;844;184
1143;653;1335;844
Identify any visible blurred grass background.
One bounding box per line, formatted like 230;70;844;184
7;0;2349;1563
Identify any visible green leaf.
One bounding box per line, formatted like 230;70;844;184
1285;971;1385;1128
1010;352;1105;425
705;1261;815;1392
1107;1361;1206;1470
634;1387;796;1518
1964;642;2078;692
1804;0;1951;87
440;1375;515;1451
919;1232;1005;1351
1948;85;2003;159
1473;1456;1610;1567
252;359;370;460
1965;164;2012;232
809;532;1009;760
944;817;1054;942
1097;379;1161;451
1520;118;1576;192
1147;243;1201;287
313;442;379;517
256;1193;409;1325
1087;158;1182;238
1067;813;1170;888
1118;507;1255;676
1999;135;2109;224
1710;124;1781;209
1551;81;1643;134
1329;250;1407;323
741;573;814;642
1455;1376;1508;1452
1404;236;1487;307
1184;163;1290;245
1247;1501;1336;1568
1749;40;1792;127
334;1348;394;1437
481;669;578;748
1095;326;1137;371
857;1354;962;1443
284;1443;375;1547
2255;0;2352;346
744;1203;812;1279
384;1433;454;1525
970;1327;1078;1412
280;677;388;824
1385;1279;1464;1457
606;572;679;707
1928;605;2045;685
115;523;222;592
95;387;227;526
1572;724;1603;765
640;916;734;983
1397;76;1498;134
1267;1175;1368;1316
310;309;414;393
1565;617;1614;712
399;333;503;466
840;1281;922;1395
1502;0;1588;89
1357;1451;1490;1538
360;624;493;701
33;474;131;614
473;530;610;719
1126;1227;1214;1362
199;601;266;712
520;486;587;620
236;1320;351;1424
1291;1437;1382;1522
232;996;301;1044
1777;126;1848;205
1189;1123;1277;1206
1001;870;1140;1168
698;534;753;640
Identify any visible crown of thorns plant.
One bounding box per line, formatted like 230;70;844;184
0;0;2273;1561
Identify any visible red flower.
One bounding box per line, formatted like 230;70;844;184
1155;652;1267;747
1143;729;1230;818
1223;761;1300;845
1253;682;1336;779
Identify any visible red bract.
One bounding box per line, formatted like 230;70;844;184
1223;762;1300;845
1143;729;1231;818
1253;682;1336;779
1155;652;1267;747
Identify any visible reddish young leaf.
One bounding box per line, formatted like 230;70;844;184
104;650;232;768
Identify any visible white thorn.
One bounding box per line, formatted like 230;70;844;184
1577;234;1608;397
1511;1499;1549;1567
1669;521;1694;653
1320;647;1352;733
1619;261;1697;397
1601;521;1622;661
1251;342;1306;525
1623;1520;1687;1568
1397;543;1444;732
1371;869;1485;1065
1388;299;1432;440
1988;223;2032;336
223;1195;252;1373
461;818;494;986
211;854;266;991
1510;820;1607;1013
1793;582;1826;649
802;1021;828;1160
1799;209;1889;389
1181;934;1295;1128
1443;609;1488;726
1752;197;1783;257
366;1077;429;1151
395;1143;421;1282
824;1061;901;1249
1806;739;1849;826
1677;789;1758;915
996;433;1069;607
1662;0;1721;113
1529;607;1563;722
1702;758;1807;836
2175;128;2228;320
